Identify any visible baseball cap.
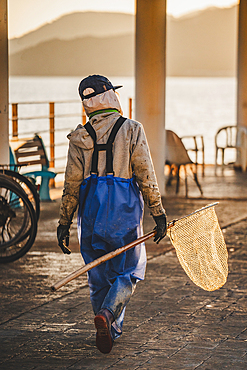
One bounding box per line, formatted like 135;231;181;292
78;75;122;101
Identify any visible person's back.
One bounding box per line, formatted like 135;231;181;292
57;75;167;354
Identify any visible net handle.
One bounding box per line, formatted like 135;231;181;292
50;202;219;292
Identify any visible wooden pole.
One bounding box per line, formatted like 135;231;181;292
12;103;18;138
50;203;218;292
51;230;156;292
82;106;86;125
129;98;132;119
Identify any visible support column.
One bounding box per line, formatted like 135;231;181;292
135;0;166;195
236;0;247;170
0;0;9;165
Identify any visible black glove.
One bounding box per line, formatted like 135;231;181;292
57;224;71;254
153;214;167;244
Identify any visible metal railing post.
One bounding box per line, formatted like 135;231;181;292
82;105;86;125
12;103;18;138
129;98;132;119
49;102;55;187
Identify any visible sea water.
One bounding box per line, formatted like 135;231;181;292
9;76;237;179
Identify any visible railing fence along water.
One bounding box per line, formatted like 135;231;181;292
9;99;133;184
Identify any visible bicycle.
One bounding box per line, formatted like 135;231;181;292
0;173;37;263
0;168;40;221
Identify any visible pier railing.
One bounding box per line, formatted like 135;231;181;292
9;99;134;182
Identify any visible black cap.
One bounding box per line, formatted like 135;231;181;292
78;75;122;101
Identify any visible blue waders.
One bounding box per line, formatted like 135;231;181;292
77;117;147;339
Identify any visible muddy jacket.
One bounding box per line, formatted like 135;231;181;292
59;111;165;225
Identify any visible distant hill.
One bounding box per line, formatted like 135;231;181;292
166;6;238;76
9;6;238;77
10;35;134;76
9;12;135;55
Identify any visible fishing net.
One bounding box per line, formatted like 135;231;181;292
167;203;228;291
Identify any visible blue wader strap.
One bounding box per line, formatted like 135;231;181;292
84;116;127;175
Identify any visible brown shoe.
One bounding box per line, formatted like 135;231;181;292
94;309;114;354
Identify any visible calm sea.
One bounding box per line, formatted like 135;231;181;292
9;76;237;179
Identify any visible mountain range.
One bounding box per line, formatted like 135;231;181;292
9;6;238;77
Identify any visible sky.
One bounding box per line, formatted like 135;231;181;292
8;0;239;39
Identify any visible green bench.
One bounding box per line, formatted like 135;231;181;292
10;134;56;201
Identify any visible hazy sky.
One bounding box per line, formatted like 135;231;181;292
8;0;238;39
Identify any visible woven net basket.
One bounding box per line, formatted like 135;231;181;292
167;204;228;291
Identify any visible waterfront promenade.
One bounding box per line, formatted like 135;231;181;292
1;165;247;369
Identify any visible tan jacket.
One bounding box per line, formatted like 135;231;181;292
59;111;165;225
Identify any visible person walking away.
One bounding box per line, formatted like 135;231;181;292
57;75;167;354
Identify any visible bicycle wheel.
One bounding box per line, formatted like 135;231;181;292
0;174;37;263
0;175;28;247
0;169;40;221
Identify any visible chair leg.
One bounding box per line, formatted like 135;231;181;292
215;148;218;172
190;165;203;195
166;164;173;187
184;166;188;198
202;149;205;177
222;148;225;166
39;177;52;201
176;165;180;194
